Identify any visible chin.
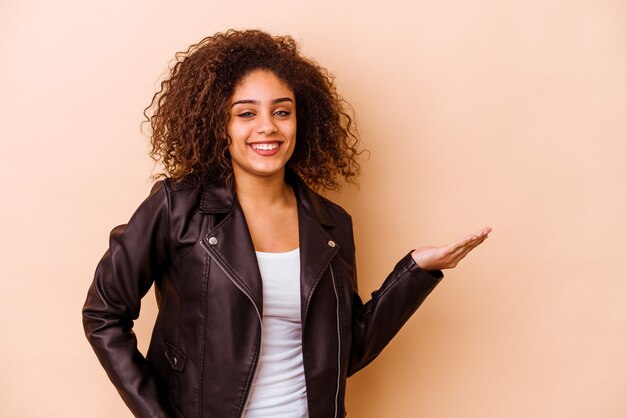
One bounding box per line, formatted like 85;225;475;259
234;162;288;179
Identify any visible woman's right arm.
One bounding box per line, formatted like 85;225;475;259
82;181;173;418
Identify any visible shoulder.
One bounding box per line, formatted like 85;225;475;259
161;173;204;193
144;174;207;217
140;175;203;207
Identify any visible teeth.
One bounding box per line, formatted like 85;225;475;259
251;143;279;151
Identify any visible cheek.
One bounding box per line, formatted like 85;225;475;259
227;121;248;143
286;120;297;140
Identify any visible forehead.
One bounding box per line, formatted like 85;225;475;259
231;70;294;100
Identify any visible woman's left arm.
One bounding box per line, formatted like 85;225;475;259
347;227;492;376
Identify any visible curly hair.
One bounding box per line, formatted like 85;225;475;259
143;29;362;191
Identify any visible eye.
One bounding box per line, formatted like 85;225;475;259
237;111;255;118
274;110;291;117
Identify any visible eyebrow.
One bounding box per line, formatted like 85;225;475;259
230;97;294;108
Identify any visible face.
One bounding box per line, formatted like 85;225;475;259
227;70;297;182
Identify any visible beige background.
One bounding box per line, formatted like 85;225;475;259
2;0;625;417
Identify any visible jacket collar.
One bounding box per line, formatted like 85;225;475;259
198;169;334;227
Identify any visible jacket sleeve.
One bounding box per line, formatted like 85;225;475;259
82;181;173;418
347;248;444;377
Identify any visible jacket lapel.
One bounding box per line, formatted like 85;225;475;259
199;177;264;314
289;172;340;323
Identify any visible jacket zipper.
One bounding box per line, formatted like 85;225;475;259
200;239;263;418
329;264;341;418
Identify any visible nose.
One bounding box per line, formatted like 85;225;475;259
256;111;278;135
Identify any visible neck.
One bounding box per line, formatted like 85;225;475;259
232;167;292;206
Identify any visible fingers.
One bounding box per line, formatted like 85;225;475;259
431;227;492;269
446;227;491;254
479;226;492;236
449;240;483;264
456;235;487;258
470;227;492;240
446;235;476;253
448;230;490;264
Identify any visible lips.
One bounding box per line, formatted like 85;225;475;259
248;141;283;156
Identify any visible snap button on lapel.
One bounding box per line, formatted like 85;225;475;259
328;240;336;248
208;236;218;245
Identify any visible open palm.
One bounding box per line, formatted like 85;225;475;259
411;227;492;271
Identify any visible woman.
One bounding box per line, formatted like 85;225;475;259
82;29;491;418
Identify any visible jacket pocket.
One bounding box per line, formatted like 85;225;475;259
165;342;187;372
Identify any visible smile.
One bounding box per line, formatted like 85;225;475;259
248;141;283;156
250;143;280;150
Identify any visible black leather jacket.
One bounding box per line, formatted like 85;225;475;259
82;171;443;418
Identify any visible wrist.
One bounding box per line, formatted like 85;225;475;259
411;249;424;269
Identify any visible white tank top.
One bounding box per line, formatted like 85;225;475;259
243;247;309;418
